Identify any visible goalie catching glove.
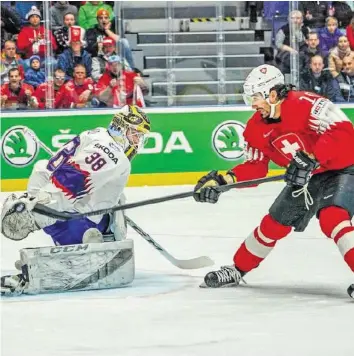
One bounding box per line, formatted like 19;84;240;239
285;151;319;186
193;170;236;204
1;192;52;241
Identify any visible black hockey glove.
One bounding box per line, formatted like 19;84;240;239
285;151;319;186
193;170;235;204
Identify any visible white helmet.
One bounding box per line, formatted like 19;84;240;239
243;65;285;107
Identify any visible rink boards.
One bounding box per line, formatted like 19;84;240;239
1;105;354;191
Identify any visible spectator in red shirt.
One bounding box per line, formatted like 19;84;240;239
30;68;67;109
95;55;148;108
0;67;34;109
56;64;94;108
17;6;58;62
346;17;354;50
0;40;25;84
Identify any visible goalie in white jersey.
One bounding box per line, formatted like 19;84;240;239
1;105;151;295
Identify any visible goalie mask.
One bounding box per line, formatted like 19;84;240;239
243;65;285;118
108;105;151;160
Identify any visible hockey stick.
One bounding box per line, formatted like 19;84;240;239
125;217;214;269
32;174;285;220
23;128;214;269
21;127;285;221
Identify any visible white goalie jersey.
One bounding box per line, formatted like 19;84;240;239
28;127;131;224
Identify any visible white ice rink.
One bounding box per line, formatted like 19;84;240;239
1;183;353;356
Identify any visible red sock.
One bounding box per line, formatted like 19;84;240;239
234;214;292;272
319;206;354;272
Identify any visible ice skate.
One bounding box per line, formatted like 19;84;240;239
200;265;244;288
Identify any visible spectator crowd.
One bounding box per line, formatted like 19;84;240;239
2;1;354;108
1;1;148;110
273;1;354;102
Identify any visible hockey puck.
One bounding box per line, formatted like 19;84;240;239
347;284;354;299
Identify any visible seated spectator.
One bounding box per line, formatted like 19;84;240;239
53;12;83;54
1;4;21;48
275;10;309;74
91;37;130;81
51;1;78;30
318;17;343;57
86;8;134;68
346;16;354;50
0;67;35;109
338;52;354;101
95;55;148;108
332;1;353;28
0;40;24;84
57;26;92;80
300;55;344;102
299;1;330;28
30;68;67;109
56;64;94;108
328;35;351;79
17;6;58;64
299;31;327;71
14;1;41;25
24;55;45;89
78;1;113;30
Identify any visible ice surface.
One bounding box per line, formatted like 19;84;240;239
1;184;353;356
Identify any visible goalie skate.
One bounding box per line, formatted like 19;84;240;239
348;284;354;299
200;265;244;288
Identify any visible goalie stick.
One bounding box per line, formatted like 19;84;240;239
21;127;214;269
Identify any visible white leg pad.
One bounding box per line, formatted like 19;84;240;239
19;239;135;294
110;193;127;241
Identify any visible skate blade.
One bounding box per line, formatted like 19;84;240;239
199;282;239;288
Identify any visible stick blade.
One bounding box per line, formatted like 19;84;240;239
171;256;214;270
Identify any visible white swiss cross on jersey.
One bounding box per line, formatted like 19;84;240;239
271;133;306;161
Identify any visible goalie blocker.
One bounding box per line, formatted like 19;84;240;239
2;239;134;295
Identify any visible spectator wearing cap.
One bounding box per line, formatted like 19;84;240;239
56;64;95;108
328;35;352;79
91;37;130;81
0;40;25;85
30;68;67;109
0;67;34;109
318;17;343;57
24;55;45;89
54;12;84;54
78;1;113;30
57;26;92;80
17;6;58;60
300;55;344;102
51;1;78;30
86;8;135;68
95;55;148;108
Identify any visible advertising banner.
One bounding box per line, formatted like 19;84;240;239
1;107;353;191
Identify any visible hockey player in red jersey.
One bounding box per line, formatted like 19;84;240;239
194;64;354;290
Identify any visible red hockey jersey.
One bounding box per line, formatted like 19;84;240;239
232;91;354;181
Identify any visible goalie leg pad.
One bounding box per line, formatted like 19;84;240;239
109;193;127;241
19;239;135;294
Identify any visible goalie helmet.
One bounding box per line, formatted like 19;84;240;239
243;65;285;105
108;105;151;160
